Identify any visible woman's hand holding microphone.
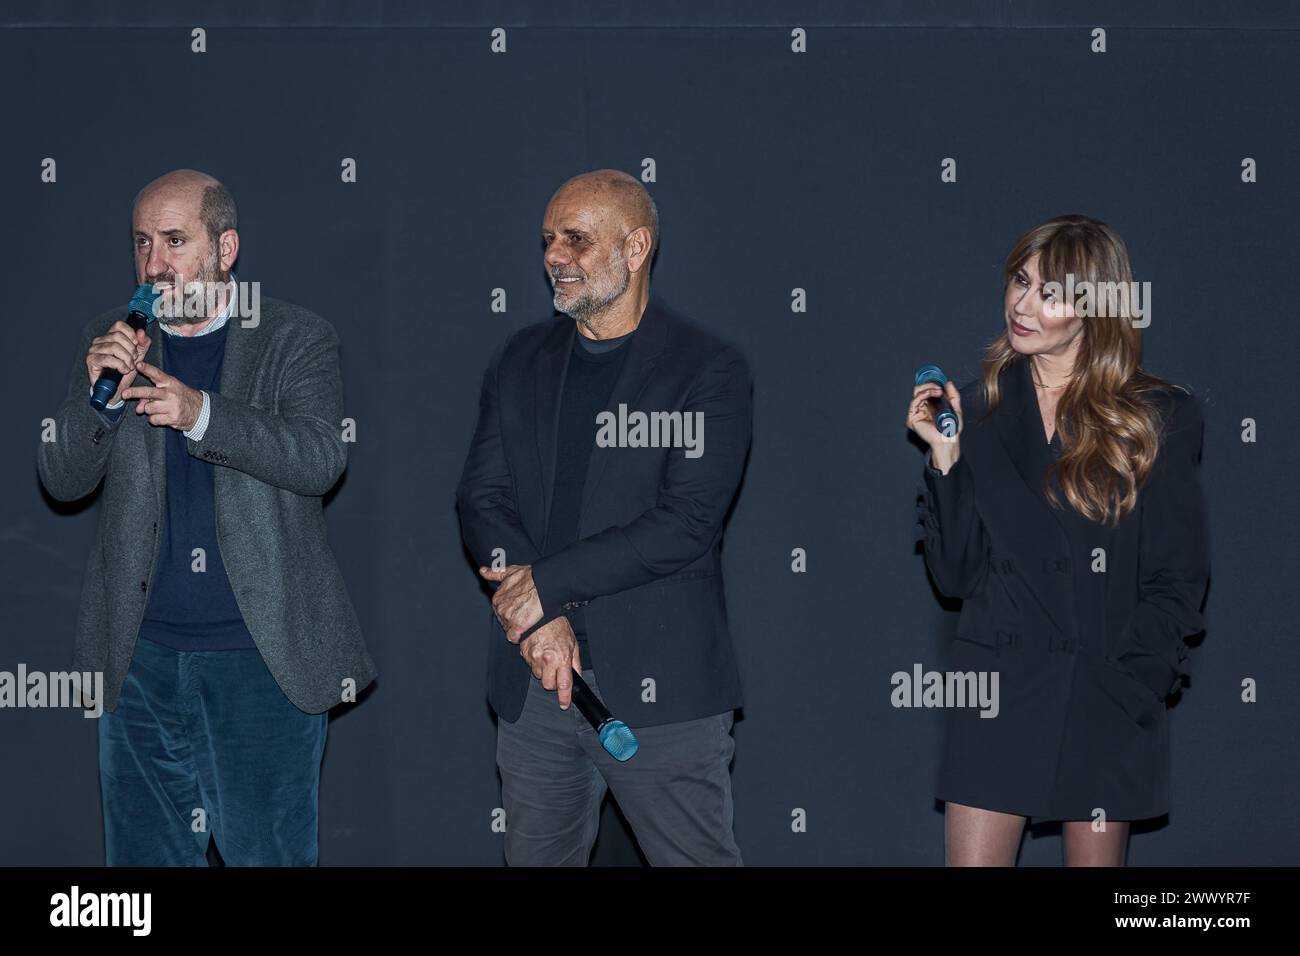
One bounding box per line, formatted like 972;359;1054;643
908;377;964;475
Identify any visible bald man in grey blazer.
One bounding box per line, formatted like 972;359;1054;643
37;169;376;866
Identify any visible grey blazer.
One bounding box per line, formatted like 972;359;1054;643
37;296;377;715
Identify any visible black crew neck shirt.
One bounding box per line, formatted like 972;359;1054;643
543;327;636;666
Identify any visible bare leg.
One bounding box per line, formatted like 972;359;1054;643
1062;820;1129;866
945;801;1027;866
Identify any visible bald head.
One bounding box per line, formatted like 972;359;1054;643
132;169;240;319
134;169;237;246
550;169;658;258
541;169;656;334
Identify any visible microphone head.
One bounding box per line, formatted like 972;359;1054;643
936;411;959;438
914;364;948;389
917;365;958;436
598;720;639;762
128;283;161;323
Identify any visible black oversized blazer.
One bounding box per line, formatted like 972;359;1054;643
914;356;1211;819
457;296;753;728
917;356;1210;697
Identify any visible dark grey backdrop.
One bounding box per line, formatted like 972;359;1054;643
3;1;1297;865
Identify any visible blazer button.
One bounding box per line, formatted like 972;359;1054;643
139;581;147;592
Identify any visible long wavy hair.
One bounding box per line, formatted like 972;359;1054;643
980;215;1172;526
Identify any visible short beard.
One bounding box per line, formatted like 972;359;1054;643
155;242;229;327
554;248;630;332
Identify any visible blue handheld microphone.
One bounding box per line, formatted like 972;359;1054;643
571;673;638;761
914;364;958;438
90;284;160;411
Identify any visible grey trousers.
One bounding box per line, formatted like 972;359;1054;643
496;669;743;866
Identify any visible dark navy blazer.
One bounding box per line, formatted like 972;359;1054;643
457;296;753;728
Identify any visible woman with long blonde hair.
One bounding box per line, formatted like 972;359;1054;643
908;215;1209;865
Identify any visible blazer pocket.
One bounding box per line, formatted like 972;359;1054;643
621;567;722;602
1101;657;1165;728
1106;650;1173;704
985;553;1025;617
954;584;1021;652
656;567;720;587
953;627;1020;652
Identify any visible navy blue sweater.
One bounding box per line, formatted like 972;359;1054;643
103;324;257;651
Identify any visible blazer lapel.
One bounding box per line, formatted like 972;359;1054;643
991;356;1075;636
531;298;672;543
216;309;258;409
534;318;575;527
141;328;167;521
143;307;259;522
209;310;257;529
993;356;1069;541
